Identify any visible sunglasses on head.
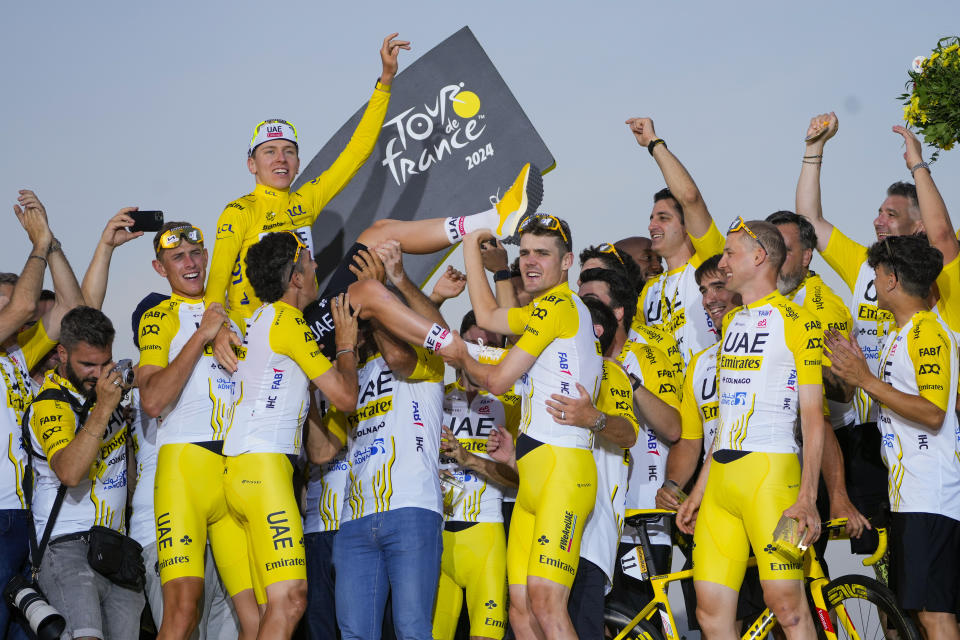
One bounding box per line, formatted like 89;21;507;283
728;216;767;253
285;231;308;282
518;214;569;245
156;226;204;255
597;242;624;265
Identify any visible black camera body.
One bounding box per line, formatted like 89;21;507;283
2;574;65;640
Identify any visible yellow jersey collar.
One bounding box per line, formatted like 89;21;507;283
169;292;203;306
745;290;783;311
253;183;290;199
47;369;81;396
534;280;572;303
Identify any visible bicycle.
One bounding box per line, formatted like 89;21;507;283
604;509;919;640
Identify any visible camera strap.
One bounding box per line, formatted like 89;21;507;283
20;385;94;574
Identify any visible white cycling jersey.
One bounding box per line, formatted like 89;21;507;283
303;392;350;534
713;291;823;454
224;301;332;456
680;342;720;462
137;295;239;446
877;310;960;520
343;349;444;520
0;322;54;510
507;282;603;450
439;383;520;523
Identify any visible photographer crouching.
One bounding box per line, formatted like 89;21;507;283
21;306;144;639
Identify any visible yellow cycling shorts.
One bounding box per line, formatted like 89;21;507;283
692;451;803;590
433;522;507;640
507;438;597;589
154;443;253;597
224;453;306;588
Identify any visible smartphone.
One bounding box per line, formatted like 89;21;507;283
129;210;164;233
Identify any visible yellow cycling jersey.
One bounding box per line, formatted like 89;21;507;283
507;282;603;450
680;341;720;460
626;320;684;376
137;294;239;446
29;371;128;539
821;228;896;423
637;222;724;364
1;321;55;510
207;84;391;319
714;291;823;454
785;271;856;428
224;301;332;456
877;310;960;520
934;253;960;336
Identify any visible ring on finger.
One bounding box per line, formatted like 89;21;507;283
560;410;565;420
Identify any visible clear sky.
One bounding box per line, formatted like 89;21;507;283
2;0;958;363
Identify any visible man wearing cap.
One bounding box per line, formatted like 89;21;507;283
136;222;260;640
206;33;409;323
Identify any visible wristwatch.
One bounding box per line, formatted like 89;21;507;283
910;161;930;177
493;269;512;282
592;412;607;433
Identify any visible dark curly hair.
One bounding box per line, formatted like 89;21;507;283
582;296;617;356
578;267;636;333
766;210;818;252
60;306;115;350
245;232;303;303
694;254;724;285
579;244;644;293
867;236;943;298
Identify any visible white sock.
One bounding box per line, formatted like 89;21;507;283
423;323;454;352
443;208;499;243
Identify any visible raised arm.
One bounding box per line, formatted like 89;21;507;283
796;112;838;251
462;231;514;335
892;125;958;263
441;424;519;488
626;117;714;239
1;194;53;342
313;293;360;413
375;240;448;328
81;207;144;310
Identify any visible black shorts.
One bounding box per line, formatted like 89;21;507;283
889;511;960;613
834;422;890;523
302;242;367;360
568;557;607;640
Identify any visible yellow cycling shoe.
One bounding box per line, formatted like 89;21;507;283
495;163;543;239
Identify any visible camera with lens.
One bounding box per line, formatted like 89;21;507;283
3;574;65;640
112;358;135;387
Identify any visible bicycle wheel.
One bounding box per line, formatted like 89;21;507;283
815;575;920;640
603;606;666;640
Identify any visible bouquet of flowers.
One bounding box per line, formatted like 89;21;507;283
900;36;960;161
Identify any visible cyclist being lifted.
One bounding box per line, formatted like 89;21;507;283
677;219;825;640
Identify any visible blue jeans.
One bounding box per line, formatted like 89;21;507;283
333;507;442;640
0;509;31;640
305;531;339;640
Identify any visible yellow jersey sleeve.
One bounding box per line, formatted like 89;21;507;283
408;346;444;382
907;315;954;413
270;308;332;381
507;303;534;336
297;86;391;220
206;202;251;308
631;343;680;407
596;360;639;437
16;320;56;371
136;303;179;368
31;396;77;461
323;407;348;448
690;220;725;264
680;349;705;440
821;228;867;293
784;306;824;387
512;295;573;358
935;254;960;334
